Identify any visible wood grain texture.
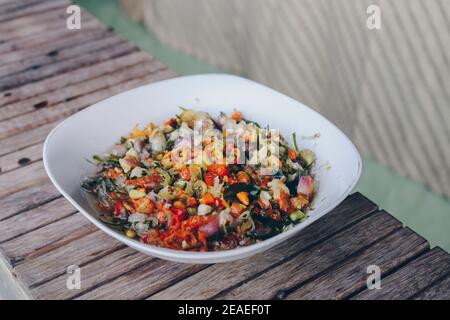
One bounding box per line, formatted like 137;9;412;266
0;197;76;244
0;213;96;266
0;143;42;173
0;0;69;34
0;50;152;106
32;247;154;300
413;272;450;300
353;247;450;300
15;230;126;288
0;57;164;123
0;181;60;221
0;18;98;56
0;39;137;91
0;65;171;139
285;228;429;300
76;259;208;300
150;194;379;299
0;28;114;76
0;52;152;120
215;211;402;300
0;121;57;156
0;161;48;198
0;0;67;24
2;12;72;43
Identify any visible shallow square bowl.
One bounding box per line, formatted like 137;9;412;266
43;74;362;264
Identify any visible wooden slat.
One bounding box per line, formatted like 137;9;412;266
0;0;67;31
0;0;67;24
0;39;137;91
284;228;429;300
0;54;160;121
0;143;42;174
1;51;154;107
0;181;60;221
0;213;96;266
0;161;48;199
0;121;56;156
0;0;53;17
15;230;126;288
353;247;450;300
76;259;207;300
212;211;402;300
149;193;379;300
413;273;450;300
0;28;119;78
0;197;76;243
0;67;173;139
1;11;71;43
0;18;98;55
31;247;154;299
0;28;114;75
0;34;132;84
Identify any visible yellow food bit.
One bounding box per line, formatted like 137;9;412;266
236;191;249;206
173;200;185;208
161;152;173;168
125;229;137;238
146;123;156;136
129;189;146;199
129;126;146;139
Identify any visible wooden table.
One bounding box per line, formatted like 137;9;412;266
1;0;449;300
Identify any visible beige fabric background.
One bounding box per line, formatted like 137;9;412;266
120;0;450;198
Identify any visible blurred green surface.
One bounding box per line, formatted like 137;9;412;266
75;0;450;252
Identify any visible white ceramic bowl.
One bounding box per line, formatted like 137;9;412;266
43;74;362;264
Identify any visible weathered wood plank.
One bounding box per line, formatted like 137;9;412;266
214;211;402;300
0;213;96;266
0;121;56;156
353;247;450;300
0;197;76;243
77;259;208;300
0;55;160;121
0;143;42;173
0;181;60;221
0;34;130;80
0;29;120;78
0;18;98;55
0;67;173;139
0;0;67;24
15;230;126;288
0;0;53;16
0;0;67;28
0;28;114;74
1;11;71;43
0;39;137;91
285;228;429;300
0;51;153;107
413;272;450;300
31;247;154;299
0;161;48;199
149;193;379;299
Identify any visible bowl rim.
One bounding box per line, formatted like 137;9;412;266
43;73;362;263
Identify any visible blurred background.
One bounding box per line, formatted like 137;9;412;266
74;0;450;251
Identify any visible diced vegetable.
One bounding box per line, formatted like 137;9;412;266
236;191;249;206
129;189;146;199
289;210;306;222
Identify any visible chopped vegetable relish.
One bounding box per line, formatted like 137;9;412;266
82;109;317;251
